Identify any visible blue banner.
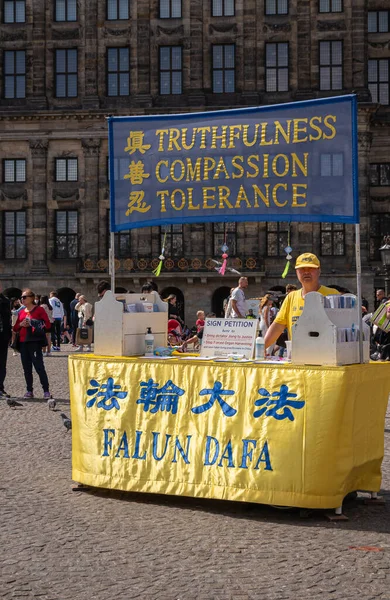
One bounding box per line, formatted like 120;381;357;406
108;95;359;232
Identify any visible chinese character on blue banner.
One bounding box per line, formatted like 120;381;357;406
86;378;128;411
191;381;237;417
253;384;305;421
136;379;185;414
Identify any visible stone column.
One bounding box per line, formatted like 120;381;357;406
188;0;205;106
135;0;152;107
295;0;312;99
29;139;49;272
357;107;375;266
82;138;101;258
83;0;99;108
30;0;47;108
351;0;370;101
242;0;259;105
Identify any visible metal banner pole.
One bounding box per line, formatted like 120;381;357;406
355;223;363;363
109;232;116;293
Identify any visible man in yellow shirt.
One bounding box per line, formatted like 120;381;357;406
264;253;340;349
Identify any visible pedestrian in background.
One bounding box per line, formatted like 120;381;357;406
13;289;51;399
49;291;64;351
230;277;249;319
97;280;111;299
0;285;12;397
39;295;54;357
75;295;93;352
70;292;80;346
10;297;22;357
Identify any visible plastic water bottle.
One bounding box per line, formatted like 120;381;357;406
145;327;154;356
255;335;265;360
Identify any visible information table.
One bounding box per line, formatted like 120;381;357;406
69;355;390;509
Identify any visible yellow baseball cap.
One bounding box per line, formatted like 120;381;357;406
295;253;320;269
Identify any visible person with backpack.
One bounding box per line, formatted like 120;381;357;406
49;291;65;351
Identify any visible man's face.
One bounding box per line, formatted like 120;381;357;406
296;267;320;287
377;290;384;301
240;278;248;288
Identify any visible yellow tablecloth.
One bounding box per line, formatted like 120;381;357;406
69;355;390;509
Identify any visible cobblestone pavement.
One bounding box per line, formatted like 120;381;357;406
1;347;390;600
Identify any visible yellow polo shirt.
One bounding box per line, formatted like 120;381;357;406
274;286;340;339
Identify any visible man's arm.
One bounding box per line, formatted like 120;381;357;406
231;299;242;317
264;322;285;349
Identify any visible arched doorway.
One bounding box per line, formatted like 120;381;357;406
267;285;286;295
3;287;22;300
57;287;76;317
328;284;351;293
161;286;185;322
212;286;231;318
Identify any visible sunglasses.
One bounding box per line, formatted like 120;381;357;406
21;295;33;300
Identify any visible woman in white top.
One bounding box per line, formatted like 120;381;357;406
75;295;93;351
259;294;273;337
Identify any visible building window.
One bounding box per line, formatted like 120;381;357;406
370;214;390;260
212;0;234;17
319;0;342;13
368;59;389;105
320;223;345;256
266;222;289;257
106;210;131;258
159;46;182;95
213;222;237;256
368;11;389;33
160;224;183;257
265;0;288;15
3;158;25;182
320;153;344;176
319;41;342;90
107;0;129;20
159;0;181;18
4;50;25;98
212;44;235;93
266;43;288;92
55;48;78;98
55;210;78;258
3;211;26;259
55;158;78;181
369;164;390;187
107;47;129;96
4;0;25;22
107;156;128;181
55;0;77;21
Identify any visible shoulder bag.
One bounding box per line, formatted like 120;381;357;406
370;301;390;333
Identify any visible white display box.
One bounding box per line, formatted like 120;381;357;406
94;291;168;357
292;292;370;366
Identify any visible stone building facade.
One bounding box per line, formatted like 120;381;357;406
0;0;389;321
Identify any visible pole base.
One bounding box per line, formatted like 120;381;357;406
363;495;385;506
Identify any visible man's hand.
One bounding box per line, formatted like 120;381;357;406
264;322;285;349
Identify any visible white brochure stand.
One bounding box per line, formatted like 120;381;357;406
292;292;370;366
94;291;168;357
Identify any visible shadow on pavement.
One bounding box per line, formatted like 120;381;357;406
71;485;390;533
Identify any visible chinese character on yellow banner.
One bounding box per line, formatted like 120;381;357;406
124;131;151;155
124;161;150;185
126;191;151;215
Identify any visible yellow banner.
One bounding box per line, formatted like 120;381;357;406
69;356;390;509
